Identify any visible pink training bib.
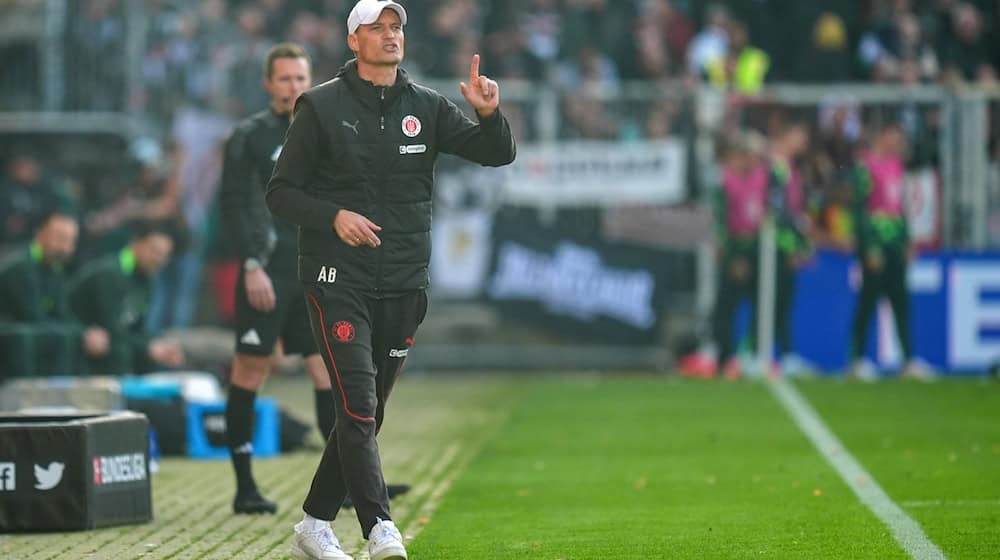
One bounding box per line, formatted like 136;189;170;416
862;151;905;216
722;163;768;236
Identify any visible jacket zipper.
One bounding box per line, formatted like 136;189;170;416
374;86;387;292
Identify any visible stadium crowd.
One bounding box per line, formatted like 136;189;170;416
2;0;1000;377
51;0;1000;121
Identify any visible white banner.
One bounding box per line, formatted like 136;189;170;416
429;210;493;298
501;140;687;206
905;168;938;246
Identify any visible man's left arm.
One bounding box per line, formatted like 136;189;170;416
436;54;516;167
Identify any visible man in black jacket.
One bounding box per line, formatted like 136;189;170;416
67;222;184;375
267;1;515;558
0;211;108;377
219;42;340;516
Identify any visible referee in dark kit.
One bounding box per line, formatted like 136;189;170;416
218;43;339;515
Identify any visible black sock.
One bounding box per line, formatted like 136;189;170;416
226;384;257;493
315;389;336;441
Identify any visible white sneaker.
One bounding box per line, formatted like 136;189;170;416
368;517;407;560
901;358;936;382
849;359;879;383
780;354;815;378
291;520;353;560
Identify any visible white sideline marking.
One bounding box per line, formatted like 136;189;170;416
768;378;948;560
902;499;1000;508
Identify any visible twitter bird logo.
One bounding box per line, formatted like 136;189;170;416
34;462;65;490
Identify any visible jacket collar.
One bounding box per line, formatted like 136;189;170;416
29;241;65;273
119;247;137;276
337;59;411;111
268;106;291;126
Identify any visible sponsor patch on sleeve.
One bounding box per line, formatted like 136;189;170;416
399;144;427;155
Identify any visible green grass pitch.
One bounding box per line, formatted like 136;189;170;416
2;374;997;559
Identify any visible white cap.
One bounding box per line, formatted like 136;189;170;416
347;0;407;34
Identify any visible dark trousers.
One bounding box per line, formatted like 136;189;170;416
851;247;912;360
712;249;757;364
713;249;797;363
772;254;797;356
301;283;427;537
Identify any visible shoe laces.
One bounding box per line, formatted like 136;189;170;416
371;518;402;546
309;526;343;551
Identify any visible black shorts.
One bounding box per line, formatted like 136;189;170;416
234;269;317;356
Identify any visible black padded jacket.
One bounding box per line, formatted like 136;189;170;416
265;59;515;293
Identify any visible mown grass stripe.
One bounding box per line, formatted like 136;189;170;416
333;443;463;557
400;443;482;545
769;378;948;560
398;401;519;546
394;444;464;534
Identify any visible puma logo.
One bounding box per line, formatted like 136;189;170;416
341;120;360;135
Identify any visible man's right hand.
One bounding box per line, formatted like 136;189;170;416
730;257;751;281
245;267;277;312
334;209;382;248
865;249;884;272
83;326;110;357
148;338;185;368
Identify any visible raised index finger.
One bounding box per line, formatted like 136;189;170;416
470;54;480;83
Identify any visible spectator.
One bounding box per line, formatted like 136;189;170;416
257;0;296;40
797;10;854;82
687;3;730;78
481;1;548;81
635;0;695;80
422;0;482;78
818;96;863;168
65;0;126;111
225;4;272;116
517;0;563;74
557;45;621;139
939;2;997;83
859;8;939;83
84;138;183;255
645;100;681;139
561;0;638;78
0;149;76;255
706;20;770;93
67;221;184;375
285;11;349;82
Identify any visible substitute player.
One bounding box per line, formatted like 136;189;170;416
765;122;812;374
848;123;929;380
711;132;768;379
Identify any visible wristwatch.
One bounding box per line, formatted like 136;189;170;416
243;258;263;272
